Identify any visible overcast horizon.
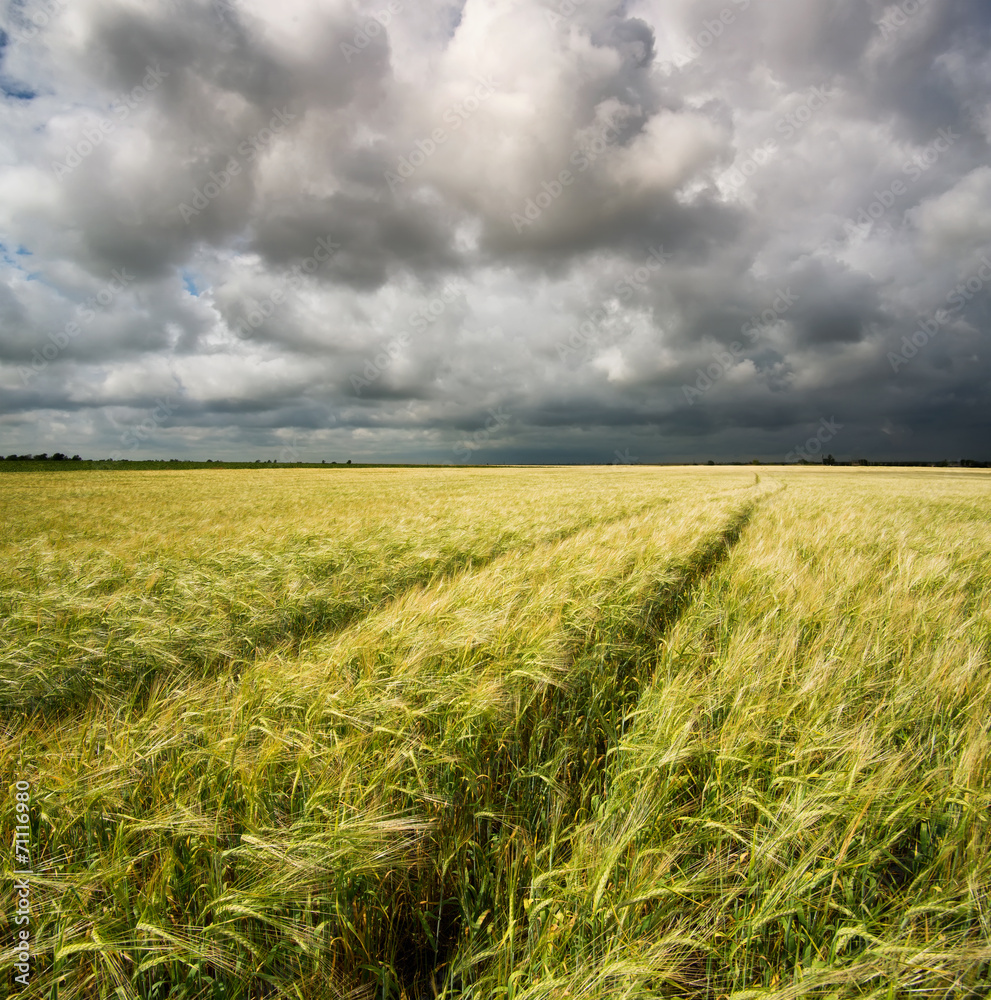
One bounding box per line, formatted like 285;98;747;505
1;0;990;465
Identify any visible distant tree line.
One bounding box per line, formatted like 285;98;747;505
711;457;989;468
0;455;356;464
1;454;987;468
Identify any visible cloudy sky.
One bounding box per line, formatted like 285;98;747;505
1;0;989;463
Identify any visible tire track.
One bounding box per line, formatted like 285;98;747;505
408;495;766;998
0;498;676;720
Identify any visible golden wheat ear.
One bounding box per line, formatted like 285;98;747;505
5;467;988;998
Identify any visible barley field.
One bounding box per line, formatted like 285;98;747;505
1;466;989;1000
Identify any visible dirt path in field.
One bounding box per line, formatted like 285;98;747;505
408;491;770;997
555;495;764;803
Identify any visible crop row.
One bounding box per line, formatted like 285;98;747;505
0;468;736;717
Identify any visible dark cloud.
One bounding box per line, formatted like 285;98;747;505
1;0;990;462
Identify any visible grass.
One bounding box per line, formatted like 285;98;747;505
1;466;989;999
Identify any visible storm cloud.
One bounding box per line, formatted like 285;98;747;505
1;0;989;462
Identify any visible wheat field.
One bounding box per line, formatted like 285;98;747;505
1;466;989;999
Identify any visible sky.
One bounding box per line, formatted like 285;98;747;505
1;0;989;464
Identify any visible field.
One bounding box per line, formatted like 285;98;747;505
1;466;989;999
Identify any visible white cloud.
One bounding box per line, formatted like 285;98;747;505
0;0;989;461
